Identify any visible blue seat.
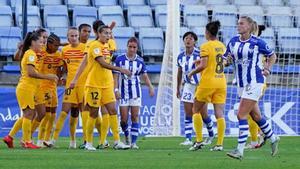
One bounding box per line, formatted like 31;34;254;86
259;0;283;6
73;6;97;27
238;5;265;25
99;5;125;27
232;0;256;6
44;5;69;28
284;65;300;74
155;5;167;30
296;7;300;28
64;0;90;9
92;0;118;7
0;6;13;27
139;27;164;57
0;27;22;56
288;0;300;6
146;64;161;73
266;6;293;27
120;0;145;10
147;0;166;9
3;65;20;73
37;0;63;9
113;27;135;55
183;5;208;27
277;28;300;54
9;0;34;11
127;5;154;32
0;0;9;6
48;27;68;43
212;5;238;27
205;0;229;6
271;64;285;74
15;5;41;28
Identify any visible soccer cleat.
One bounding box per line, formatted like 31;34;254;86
179;139;193;146
24;142;40;149
226;149;243;160
104;140;110;148
131;143;139;149
43;141;54;148
37;140;45;148
203;136;214;145
69;141;77;149
96;144;105;149
245;143;260;149
85;143;96;151
210;145;223;151
258;134;266;148
113;141;131;150
79;142;86;149
3;135;14;148
271;136;280;156
189;142;204;151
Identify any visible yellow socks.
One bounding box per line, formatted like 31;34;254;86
45;113;56;141
86;116;97;143
193;113;203;143
248;116;258;143
216;118;226;146
100;114;109;145
31;119;40;136
110;114;120;142
52;111;68;140
70;116;78;141
9;117;23;137
38;112;51;141
95;116;102;144
22;117;32;142
81;110;89;142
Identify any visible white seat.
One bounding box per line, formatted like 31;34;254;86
44;5;69;28
15;5;41;28
99;6;125;27
0;6;13;27
239;6;265;25
155;5;167;30
266;6;293;27
113;27;135;55
127;5;154;32
232;0;256;6
258;0;283;6
212;5;238;27
73;6;97;27
277;28;300;53
259;28;276;50
139;27;164;57
184;5;208;27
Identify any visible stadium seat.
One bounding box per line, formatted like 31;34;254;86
271;64;285;74
113;27;135;55
120;0;145;10
139;27;164;57
287;0;300;6
9;0;34;11
155;5;167;30
15;6;41;28
73;6;97;27
258;0;283;6
146;64;161;73
183;5;208;28
99;6;125;27
284;64;300;74
277;28;300;54
180;27;191;50
238;6;265;25
92;0;118;7
44;5;69;29
2;65;20;73
212;5;238;27
266;6;293;27
37;0;63;9
295;7;300;27
48;27;68;43
0;0;9;6
64;0;90;9
220;26;237;45
147;0;167;9
191;27;207;47
0;27;22;56
204;0;229;6
260;28;276;50
232;0;256;6
0;6;13;27
127;5;154;32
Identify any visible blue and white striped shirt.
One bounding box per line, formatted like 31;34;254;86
223;35;274;87
114;54;147;99
177;48;201;85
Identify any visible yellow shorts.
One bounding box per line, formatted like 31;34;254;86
84;86;115;108
44;89;58;107
195;87;226;104
63;86;85;104
16;87;35;110
34;90;46;105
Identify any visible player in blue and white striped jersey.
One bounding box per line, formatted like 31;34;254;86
113;37;154;149
176;31;201;146
224;16;279;160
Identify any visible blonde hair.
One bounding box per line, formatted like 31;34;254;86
251;21;259;36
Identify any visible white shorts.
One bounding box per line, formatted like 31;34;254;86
181;83;197;103
119;97;142;107
238;83;264;101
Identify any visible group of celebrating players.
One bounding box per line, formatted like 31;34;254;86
2;15;280;160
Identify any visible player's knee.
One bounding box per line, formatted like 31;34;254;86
71;107;79;118
120;121;128;129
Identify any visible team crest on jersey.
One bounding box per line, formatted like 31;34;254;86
29;55;35;62
94;48;100;55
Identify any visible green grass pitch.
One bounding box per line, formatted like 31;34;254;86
1;136;299;169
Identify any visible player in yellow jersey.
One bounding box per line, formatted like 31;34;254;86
8;32;57;149
33;33;62;147
3;28;49;148
49;27;86;148
79;23;91;44
188;21;227;151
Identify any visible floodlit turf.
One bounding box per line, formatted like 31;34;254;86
1;136;299;169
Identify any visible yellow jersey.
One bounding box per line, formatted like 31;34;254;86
17;49;39;91
108;39;117;52
39;50;63;89
85;40;112;88
199;40;227;88
62;43;86;87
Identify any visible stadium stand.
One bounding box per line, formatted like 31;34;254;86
37;0;63;9
73;6;97;27
288;0;300;6
120;0;146;10
65;0;90;9
259;28;276;50
127;5;154;32
232;0;256;6
0;5;13;27
92;0;118;7
266;6;293;27
15;5;41;28
191;26;206;47
154;5;167;30
183;5;208;28
258;0;283;6
212;5;238;27
147;0;167;9
139;27;164;57
44;5;69;28
98;5;125;27
204;0;228;6
277;27;300;54
238;5;265;25
112;27;135;55
10;0;34;11
0;27;22;56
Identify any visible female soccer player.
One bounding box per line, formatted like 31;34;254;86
114;37;154;149
14;32;57;148
224;16;279;160
176;31;200;146
188;21;227;151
